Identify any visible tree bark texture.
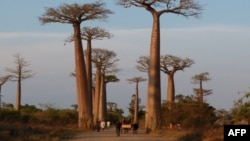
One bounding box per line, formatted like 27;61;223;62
145;13;161;133
73;23;92;129
15;77;21;111
94;69;101;122
167;73;175;103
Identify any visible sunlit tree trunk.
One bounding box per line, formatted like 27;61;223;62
94;68;101;122
15;76;21;110
73;23;92;129
98;74;104;121
134;82;139;124
167;73;175;110
145;13;161;132
102;79;108;123
86;40;93;105
167;73;175;102
199;81;203;106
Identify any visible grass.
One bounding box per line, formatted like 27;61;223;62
0;123;224;141
0;122;78;141
150;126;224;141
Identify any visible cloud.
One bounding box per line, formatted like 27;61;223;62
1;25;249;112
0;32;68;40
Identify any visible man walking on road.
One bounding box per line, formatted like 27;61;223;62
115;120;122;136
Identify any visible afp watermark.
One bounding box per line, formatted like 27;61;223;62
224;125;250;141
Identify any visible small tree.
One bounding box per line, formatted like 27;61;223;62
0;75;12;108
160;55;194;104
127;76;147;124
137;55;194;107
128;94;146;123
107;101;117;111
191;72;212;107
231;90;250;124
5;53;33;111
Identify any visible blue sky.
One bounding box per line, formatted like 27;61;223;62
0;0;250;114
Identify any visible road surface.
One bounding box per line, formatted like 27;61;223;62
65;126;175;141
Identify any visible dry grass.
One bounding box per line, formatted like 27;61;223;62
149;129;192;141
149;126;224;141
0;122;78;141
202;127;223;141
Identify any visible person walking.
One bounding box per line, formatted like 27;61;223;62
101;121;105;130
115;120;122;136
107;121;111;129
132;123;139;134
96;119;101;132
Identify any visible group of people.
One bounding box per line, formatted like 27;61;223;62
95;119;139;136
115;120;139;136
95;120;111;132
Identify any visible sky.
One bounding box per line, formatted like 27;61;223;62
0;0;250;115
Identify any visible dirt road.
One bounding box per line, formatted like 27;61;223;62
65;127;175;141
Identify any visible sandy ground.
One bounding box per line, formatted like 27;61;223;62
64;126;175;141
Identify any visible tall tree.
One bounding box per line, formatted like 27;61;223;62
100;75;119;122
191;72;212;107
127;76;147;124
91;48;119;123
0;75;11;108
65;27;112;108
39;1;112;129
81;27;112;116
5;53;33;111
117;0;202;132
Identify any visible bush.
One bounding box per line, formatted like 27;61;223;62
0;109;21;122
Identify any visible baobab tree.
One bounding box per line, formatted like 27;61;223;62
39;1;112;129
0;75;11;108
107;101;118;111
117;0;202;132
5;53;33;111
100;75;119;122
65;27;112;103
127;76;147;124
137;55;194;108
160;55;194;104
191;72;212;107
91;48;119;123
81;27;112;106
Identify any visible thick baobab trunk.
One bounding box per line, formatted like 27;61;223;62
167;74;175;103
73;23;92;129
94;68;101;122
134;82;139;124
102;81;108;123
199;81;203;107
15;77;21;111
86;40;93;103
167;74;175;110
145;13;161;133
98;74;107;122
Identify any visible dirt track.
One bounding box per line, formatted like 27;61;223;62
64;126;176;141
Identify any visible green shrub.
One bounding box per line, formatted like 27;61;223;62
0;109;21;122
